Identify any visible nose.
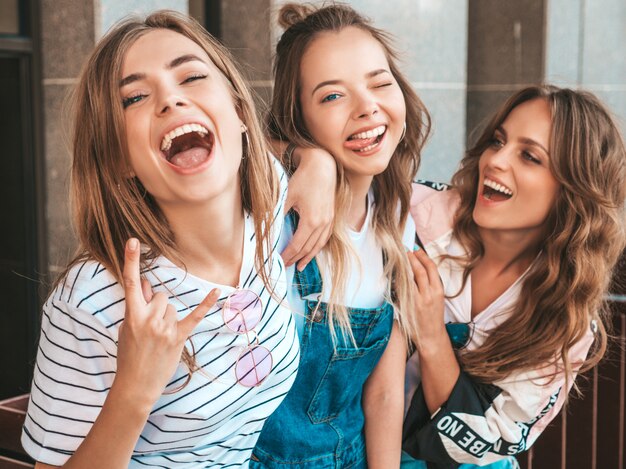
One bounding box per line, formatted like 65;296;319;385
484;143;513;170
156;86;188;115
352;91;379;119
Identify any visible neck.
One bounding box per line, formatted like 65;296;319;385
159;188;245;286
345;174;373;230
477;227;542;275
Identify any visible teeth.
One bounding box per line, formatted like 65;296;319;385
357;143;377;152
350;125;386;140
160;123;209;151
484;178;512;196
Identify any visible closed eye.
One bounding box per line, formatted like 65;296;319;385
374;82;393;88
182;73;207;84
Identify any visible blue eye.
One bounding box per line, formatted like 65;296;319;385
122;94;146;108
321;93;341;103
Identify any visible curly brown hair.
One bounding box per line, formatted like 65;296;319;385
451;85;626;386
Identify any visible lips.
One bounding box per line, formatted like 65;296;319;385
160;123;214;169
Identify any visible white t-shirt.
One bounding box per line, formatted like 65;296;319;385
282;191;416;335
22;162;299;468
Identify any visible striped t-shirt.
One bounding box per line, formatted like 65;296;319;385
22;164;300;468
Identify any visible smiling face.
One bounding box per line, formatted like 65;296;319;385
120;29;245;209
473;98;560;240
298;26;406;187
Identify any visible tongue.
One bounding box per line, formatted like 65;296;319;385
169;147;210;169
344;136;378;151
484;187;511;202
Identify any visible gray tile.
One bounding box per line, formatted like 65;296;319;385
40;0;96;79
42;84;76;269
350;0;468;84
465;90;514;143
97;0;188;37
581;0;626;85
468;0;545;85
416;88;466;184
545;0;583;85
222;0;272;81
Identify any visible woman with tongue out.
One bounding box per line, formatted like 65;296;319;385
402;86;625;468
250;4;430;469
21;11;337;469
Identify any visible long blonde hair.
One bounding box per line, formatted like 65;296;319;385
451;85;626;385
271;3;431;344
61;11;279;381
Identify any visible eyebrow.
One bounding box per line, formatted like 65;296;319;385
311;69;391;95
119;54;207;88
496;126;550;156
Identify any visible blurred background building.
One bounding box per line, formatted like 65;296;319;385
0;1;624;467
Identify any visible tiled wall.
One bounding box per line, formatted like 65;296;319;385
40;0;188;273
39;0;626;274
546;0;626;133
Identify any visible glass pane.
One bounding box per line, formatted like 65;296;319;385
0;0;20;35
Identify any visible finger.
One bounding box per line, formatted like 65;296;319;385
122;238;144;311
407;250;429;290
295;224;330;271
282;223;311;267
414;249;443;291
283;188;296;216
141;277;154;303
178;288;221;339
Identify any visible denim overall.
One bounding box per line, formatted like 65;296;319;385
250;258;395;468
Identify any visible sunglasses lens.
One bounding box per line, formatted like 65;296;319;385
223;290;262;333
236;345;272;387
446;322;471;349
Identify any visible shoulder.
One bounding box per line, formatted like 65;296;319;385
410;181;460;246
48;259;126;329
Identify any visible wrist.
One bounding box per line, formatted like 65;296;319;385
416;327;453;358
109;378;157;418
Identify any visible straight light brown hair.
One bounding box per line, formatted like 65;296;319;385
271;3;431;344
60;10;279;384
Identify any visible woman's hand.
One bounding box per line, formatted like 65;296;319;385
407;247;460;413
406;248;446;346
283;147;337;270
114;238;219;408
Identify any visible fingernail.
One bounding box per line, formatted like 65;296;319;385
413;245;421;252
128;238;138;251
297;263;307;272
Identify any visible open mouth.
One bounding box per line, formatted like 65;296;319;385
482;178;513;201
160;123;214;169
344;125;387;153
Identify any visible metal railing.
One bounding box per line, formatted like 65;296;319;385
519;295;626;469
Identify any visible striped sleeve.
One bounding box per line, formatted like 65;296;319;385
21;293;118;466
402;328;595;466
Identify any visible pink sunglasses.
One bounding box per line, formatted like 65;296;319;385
222;289;273;387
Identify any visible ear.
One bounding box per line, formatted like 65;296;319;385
240;122;248;134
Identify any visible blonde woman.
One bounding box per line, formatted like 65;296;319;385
403;85;626;468
251;4;430;468
22;11;333;468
